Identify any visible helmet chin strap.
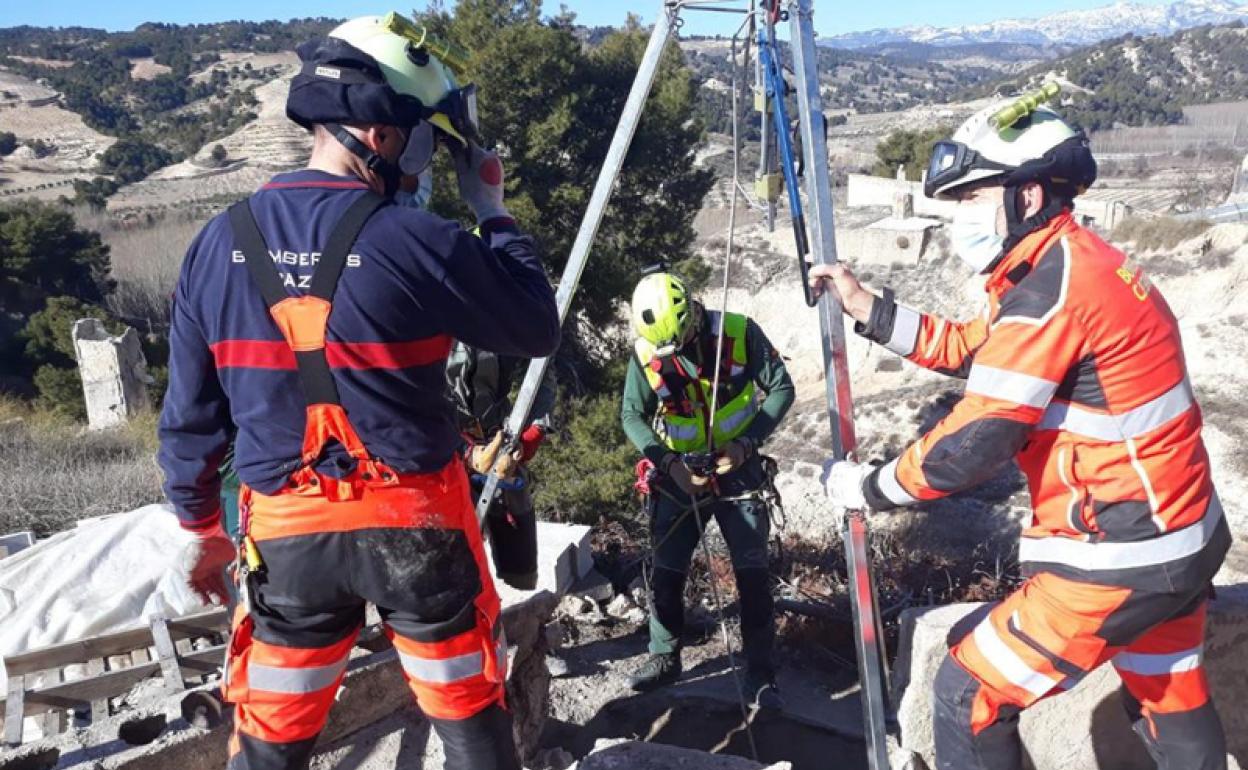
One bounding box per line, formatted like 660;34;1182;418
998;182;1070;266
327;123;403;197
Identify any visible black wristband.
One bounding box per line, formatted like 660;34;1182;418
853;287;897;346
861;464;899;512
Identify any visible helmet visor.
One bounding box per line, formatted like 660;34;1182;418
398;121;436;176
925;140;1013;199
434;84;480;144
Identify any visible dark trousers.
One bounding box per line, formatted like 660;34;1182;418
646;459;774;675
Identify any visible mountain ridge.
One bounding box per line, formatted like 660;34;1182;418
823;0;1248;48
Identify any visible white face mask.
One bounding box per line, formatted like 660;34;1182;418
950;200;1006;274
394;169;434;210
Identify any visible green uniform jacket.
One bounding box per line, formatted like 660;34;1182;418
621;315;795;466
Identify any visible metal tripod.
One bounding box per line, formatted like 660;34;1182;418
472;2;893;767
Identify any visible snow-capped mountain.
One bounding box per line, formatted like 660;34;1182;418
823;0;1248;48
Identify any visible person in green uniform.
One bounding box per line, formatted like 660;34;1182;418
621;271;795;708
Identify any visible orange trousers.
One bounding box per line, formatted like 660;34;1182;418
222;461;518;770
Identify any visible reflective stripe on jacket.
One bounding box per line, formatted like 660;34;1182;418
634;310;759;452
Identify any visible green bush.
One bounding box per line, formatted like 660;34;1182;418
70;176;120;210
0;200;114;315
26;139;52;158
22;296;119;367
531;393;640;526
872;125;952;181
98;138;175;184
32;364;85;420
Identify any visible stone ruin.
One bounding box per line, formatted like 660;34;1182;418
71;319;151;431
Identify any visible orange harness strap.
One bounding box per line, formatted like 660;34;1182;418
227;193;395;501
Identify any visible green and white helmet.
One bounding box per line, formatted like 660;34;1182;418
286;12;479;184
925;93;1097;202
327;15;472;147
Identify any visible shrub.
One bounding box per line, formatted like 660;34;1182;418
531;393;639;526
32;364;86;420
1110;216;1214;251
98;138;175;184
26;139;53;158
0;131;16;157
872;125;952;181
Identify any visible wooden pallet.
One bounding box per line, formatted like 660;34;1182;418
1;608;230;747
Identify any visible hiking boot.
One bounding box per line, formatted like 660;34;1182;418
744;669;784;711
627;653;682;692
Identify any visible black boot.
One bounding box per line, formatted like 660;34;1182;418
627;652;682;692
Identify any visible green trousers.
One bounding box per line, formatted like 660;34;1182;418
646;457;774;675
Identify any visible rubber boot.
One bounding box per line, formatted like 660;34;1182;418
628;652;683;692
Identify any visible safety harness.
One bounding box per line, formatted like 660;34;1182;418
635;310;760;453
227;192;398;502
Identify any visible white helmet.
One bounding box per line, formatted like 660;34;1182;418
925;86;1096;202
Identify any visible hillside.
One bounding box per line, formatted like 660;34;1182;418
682;38;998;134
0;19;335;176
994;22;1248;130
822;0;1248;48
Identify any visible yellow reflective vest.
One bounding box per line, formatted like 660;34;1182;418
633;310;760;453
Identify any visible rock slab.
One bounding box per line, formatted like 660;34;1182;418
573;739;792;770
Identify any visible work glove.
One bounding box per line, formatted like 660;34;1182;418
454;142;510;224
667;457;713;498
714;438;753;476
820;458;873;514
518;424;546;464
179;521;236;607
471;431;521;480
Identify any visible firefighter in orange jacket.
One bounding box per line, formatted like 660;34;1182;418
814;98;1231;770
161;17;559;770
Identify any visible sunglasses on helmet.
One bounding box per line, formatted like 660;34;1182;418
924;140;1014;199
397;85;481;177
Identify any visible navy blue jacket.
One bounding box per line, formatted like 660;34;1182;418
157;170;560;531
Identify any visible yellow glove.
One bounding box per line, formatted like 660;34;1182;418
471;431;505;475
668;459;712;497
471;431;521;480
715;439;752;476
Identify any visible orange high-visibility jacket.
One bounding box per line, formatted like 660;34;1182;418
859;211;1230;590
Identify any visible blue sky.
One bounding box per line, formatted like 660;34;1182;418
0;0;1175;36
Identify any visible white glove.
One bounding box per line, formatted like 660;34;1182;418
179;521;236;606
820;459;873;512
454;142;510;223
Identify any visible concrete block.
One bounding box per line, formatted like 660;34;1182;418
570;567;614;604
838;217;939;267
71;319;150;431
491;522;592;608
892;587;1248;770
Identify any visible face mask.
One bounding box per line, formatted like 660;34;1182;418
950;200;1006;274
395;169;434;210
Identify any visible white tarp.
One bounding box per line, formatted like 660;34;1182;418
0;504;206;693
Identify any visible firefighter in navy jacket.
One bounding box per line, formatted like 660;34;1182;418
157;16;558;770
